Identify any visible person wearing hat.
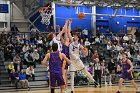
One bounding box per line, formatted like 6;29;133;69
8;62;15;75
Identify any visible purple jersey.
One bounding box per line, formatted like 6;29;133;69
49;52;63;73
62;45;69;58
122;60;130;73
62;45;69;69
121;60;133;80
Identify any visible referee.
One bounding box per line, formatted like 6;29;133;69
94;57;102;88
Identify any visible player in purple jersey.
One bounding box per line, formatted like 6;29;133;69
61;19;72;93
116;53;140;93
42;43;72;93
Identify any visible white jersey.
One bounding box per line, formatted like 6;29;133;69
69;42;80;60
49;37;62;52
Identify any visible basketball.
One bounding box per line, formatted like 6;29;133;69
78;12;85;19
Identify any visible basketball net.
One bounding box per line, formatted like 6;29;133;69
39;7;53;26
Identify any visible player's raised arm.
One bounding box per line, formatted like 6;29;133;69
42;53;50;66
68;19;73;42
56;20;68;40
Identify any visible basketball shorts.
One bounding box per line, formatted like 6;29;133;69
121;72;133;80
50;72;65;87
69;58;85;72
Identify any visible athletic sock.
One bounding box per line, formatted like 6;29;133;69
51;88;55;93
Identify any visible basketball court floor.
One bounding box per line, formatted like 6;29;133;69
1;86;139;93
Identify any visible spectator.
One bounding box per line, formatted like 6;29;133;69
123;34;129;43
38;47;45;63
24;50;33;67
136;52;140;65
11;25;19;35
99;53;105;62
24;37;30;45
18;37;24;45
19;69;30;89
22;44;29;53
84;38;90;47
9;69;19;88
115;43;123;52
37;37;43;48
26;66;35;81
14;61;23;72
101;60;109;85
82;28;88;40
108;58;116;84
8;62;15;74
13;54;21;63
115;65;122;79
32;49;39;68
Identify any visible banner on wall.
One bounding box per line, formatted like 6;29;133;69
0;4;9;13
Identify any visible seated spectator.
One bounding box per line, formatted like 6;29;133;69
26;66;35;81
37;37;43;47
11;25;19;35
13;53;21;63
136;52;140;65
18;37;24;45
8;62;15;74
38;47;45;64
24;50;33;67
32;49;39;68
84;38;90;47
123;34;129;43
115;43;123;52
19;69;30;89
22;44;29;53
9;69;19;88
14;61;23;72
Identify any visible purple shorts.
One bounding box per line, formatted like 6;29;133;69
121;72;133;80
50;73;65;87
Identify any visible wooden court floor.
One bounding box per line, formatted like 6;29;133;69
1;86;139;93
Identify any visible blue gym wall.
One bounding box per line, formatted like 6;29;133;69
96;6;140;33
29;4;140;34
55;4;92;36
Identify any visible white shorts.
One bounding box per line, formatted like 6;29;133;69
69;58;85;72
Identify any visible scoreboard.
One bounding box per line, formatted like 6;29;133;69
0;4;9;13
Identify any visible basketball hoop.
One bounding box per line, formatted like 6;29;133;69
39;7;53;26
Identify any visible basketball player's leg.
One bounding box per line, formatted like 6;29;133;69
70;71;75;93
76;58;98;85
50;73;56;93
116;74;125;93
128;73;139;92
57;73;65;93
69;61;76;93
130;80;138;90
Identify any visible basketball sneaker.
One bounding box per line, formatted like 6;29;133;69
116;91;121;93
136;91;140;93
71;91;74;93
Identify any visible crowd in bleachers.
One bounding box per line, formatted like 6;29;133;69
0;26;140;88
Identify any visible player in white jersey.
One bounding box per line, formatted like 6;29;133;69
68;33;98;93
48;22;67;52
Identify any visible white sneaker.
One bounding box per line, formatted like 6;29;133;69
105;82;108;85
109;82;112;86
65;89;68;93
